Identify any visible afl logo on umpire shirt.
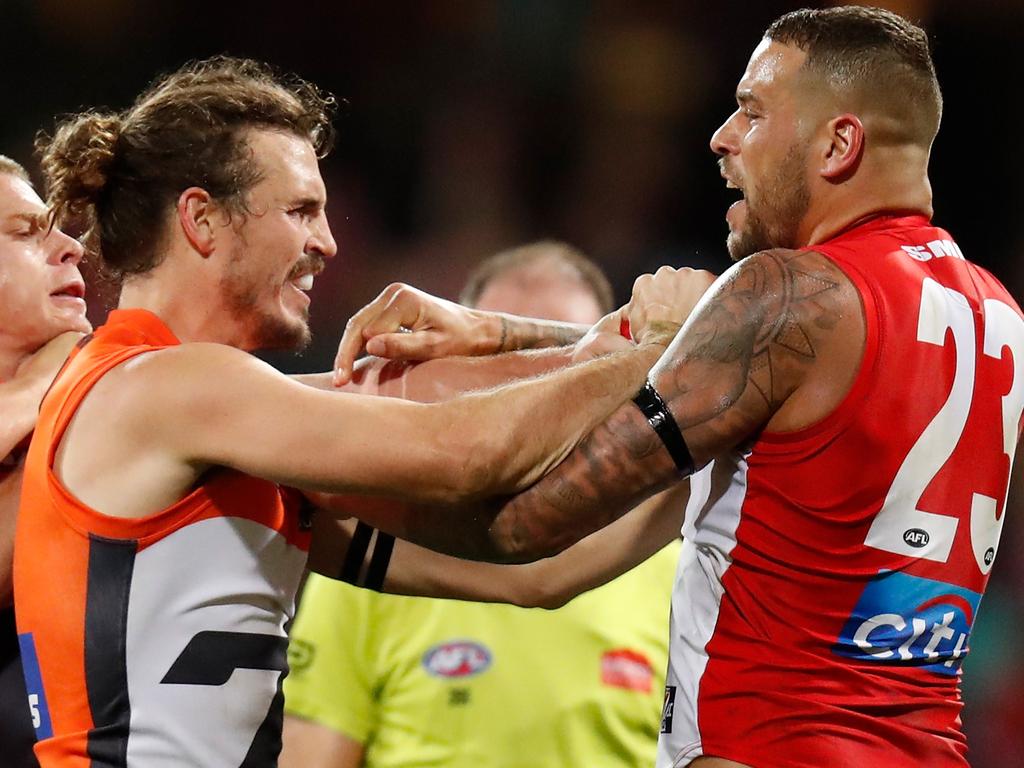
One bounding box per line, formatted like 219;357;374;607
422;640;492;678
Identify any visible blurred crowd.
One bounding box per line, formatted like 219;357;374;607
2;0;1022;763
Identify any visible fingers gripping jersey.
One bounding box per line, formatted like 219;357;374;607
13;310;311;768
658;216;1023;768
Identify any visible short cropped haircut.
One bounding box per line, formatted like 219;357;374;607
0;155;30;182
37;56;336;279
766;6;942;146
460;240;615;314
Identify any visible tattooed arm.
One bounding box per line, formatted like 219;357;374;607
488;248;864;558
350;249;864;561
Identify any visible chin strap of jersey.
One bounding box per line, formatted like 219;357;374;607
632;379;694;476
338;522;395;591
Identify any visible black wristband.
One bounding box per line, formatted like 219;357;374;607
338;522;374;584
632;380;694;476
338;522;394;592
364;532;395;592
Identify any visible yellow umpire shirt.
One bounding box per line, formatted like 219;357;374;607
284;541;681;768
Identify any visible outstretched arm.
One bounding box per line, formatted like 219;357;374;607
345;249;862;560
68;325;673;519
295;343;604;401
307;482;687;609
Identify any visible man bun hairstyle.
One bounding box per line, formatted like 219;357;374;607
37;56;336;279
766;6;942;147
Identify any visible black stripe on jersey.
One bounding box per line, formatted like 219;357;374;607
239;661;287;768
84;534;136;768
338;522;373;584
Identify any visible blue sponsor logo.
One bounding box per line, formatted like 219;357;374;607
17;633;53;739
833;570;980;676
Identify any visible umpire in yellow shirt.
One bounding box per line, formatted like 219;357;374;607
281;242;681;768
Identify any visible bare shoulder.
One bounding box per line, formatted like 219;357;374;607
726;248;864;430
83;342;288;431
711;247;856;332
652;247;864;454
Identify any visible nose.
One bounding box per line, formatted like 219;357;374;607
710;110;741;157
309;212;338;261
47;226;85;267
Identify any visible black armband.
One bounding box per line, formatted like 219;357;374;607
632;380;694;476
338;522;395;591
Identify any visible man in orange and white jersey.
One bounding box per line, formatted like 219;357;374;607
14;58;709;767
0;154;90;768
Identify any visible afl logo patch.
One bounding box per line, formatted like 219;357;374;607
903;528;930;548
422;641;492;678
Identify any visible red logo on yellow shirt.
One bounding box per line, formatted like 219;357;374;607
601;649;653;692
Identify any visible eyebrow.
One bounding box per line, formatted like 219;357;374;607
289;196;325;211
736;90;762;106
2;211;48;229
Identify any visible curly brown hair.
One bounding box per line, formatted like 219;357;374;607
37;56;336;279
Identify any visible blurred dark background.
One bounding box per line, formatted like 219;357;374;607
3;0;1021;763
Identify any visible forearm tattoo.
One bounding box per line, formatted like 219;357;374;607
498;317;588;352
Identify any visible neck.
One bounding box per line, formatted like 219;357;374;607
118;262;249;348
0;337;36;380
801;147;933;247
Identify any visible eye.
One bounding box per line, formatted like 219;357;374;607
14;218;43;238
288;203;321;222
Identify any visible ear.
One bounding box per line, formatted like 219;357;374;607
821;114;864;181
176;187;219;257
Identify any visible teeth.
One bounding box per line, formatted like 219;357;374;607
293;274;314;291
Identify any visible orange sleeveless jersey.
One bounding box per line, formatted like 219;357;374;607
14;309;311;767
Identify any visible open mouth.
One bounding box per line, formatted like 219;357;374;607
287;257;325;299
50;281;86;300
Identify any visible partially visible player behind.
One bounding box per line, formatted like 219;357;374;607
281;241;682;768
0;155;90;768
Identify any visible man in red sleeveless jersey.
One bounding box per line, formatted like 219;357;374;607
335;7;1022;767
0;155;89;767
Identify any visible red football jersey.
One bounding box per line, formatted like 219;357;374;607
658;216;1024;767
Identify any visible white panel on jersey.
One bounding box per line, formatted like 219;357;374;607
658;455;749;768
123;516;307;767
